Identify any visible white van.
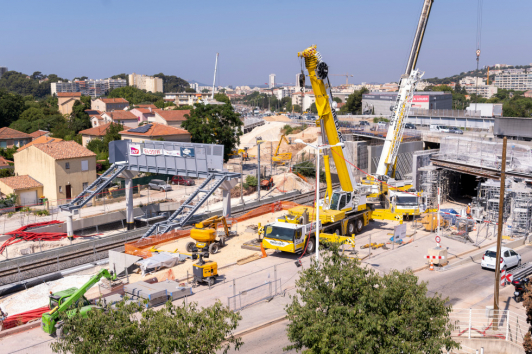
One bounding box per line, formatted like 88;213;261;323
430;125;448;133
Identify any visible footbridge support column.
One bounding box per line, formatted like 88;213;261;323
121;170;138;231
219;179;238;218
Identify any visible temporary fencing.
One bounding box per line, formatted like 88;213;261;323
124;200;301;259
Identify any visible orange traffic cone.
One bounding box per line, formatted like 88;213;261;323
430;261;434;271
260;242;268;258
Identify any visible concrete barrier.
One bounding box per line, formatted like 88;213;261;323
455;337;525;354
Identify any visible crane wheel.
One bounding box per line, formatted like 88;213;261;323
306;237;315;253
347;221;356;235
186;242;196;253
209;243;219;254
355;218;364;233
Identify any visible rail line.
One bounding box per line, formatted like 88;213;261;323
0;186;335;282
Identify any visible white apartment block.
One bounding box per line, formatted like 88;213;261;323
463;85;498;99
269;74;276;89
164;92;211;106
459;76;486;86
51;78;127;98
128;73;163;93
494;69;532;91
292;91;315;111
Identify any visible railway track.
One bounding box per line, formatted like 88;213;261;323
0;186;335;282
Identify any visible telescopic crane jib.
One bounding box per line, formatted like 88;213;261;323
375;0;434;178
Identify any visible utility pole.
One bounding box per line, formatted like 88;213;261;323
493;137;507;329
212;53;219;100
240;153;244;205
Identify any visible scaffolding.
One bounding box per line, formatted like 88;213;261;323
438;137;532;174
418;165;449;211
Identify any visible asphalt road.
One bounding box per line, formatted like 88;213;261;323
222;319;297;354
418;243;532;312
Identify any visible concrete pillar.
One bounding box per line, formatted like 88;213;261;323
125;177;134;230
66;212;73;237
120;170;138;231
219;179;238;218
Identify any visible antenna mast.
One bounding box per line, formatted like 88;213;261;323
212;53;219;99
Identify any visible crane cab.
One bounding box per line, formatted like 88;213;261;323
327;190;367;213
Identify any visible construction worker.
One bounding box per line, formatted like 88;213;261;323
466;203;472;217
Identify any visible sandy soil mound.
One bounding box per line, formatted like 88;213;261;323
264;115;292;122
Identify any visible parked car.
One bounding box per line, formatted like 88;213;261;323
376;122;388;130
171;176;195;186
405;123;416;129
481;246;521;271
429;124;449;133
359;121;370;126
449;127;464;134
148;179;173;192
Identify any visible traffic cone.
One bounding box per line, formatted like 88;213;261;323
260;242;268;258
430;261;434;271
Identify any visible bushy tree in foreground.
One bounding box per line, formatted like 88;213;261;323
285;244;459;353
50;300;242;354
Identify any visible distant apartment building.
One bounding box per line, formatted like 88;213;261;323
0;66;7;79
269;74;276;89
459;76;486;86
189;82;200;92
91;98;129;111
292;91;315;112
164;92;211;106
458;76;498;98
128;73;163;93
51;78;127;98
494;69;532;91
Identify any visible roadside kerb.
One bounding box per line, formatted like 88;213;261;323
0;320;41;339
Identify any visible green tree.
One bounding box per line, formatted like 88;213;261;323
202;89;210;93
181;103;243;162
340;87;369;114
293;104;301;113
0;89;26;127
103;123;124;147
69;98;91;133
214;92;230;104
86;139;107;154
185;87;196;93
333;97;342;104
152;73;189;93
285;244;459;353
0;147;18;160
108;86;163;105
50;300;242;354
310;102;318;114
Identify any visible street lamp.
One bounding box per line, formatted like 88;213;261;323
294;139;344;262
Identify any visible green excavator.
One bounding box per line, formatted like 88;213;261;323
41;268;116;337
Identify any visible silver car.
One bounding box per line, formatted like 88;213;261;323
148;179;172;192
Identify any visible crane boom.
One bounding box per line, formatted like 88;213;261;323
376;0;434;177
298;45;354;193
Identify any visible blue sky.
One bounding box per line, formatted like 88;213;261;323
1;0;530;86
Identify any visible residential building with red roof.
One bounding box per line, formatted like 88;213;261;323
57;92;82;115
119;123;191;143
0;127;32;149
153;109;190;128
91;97;129;111
14;141;97;203
130;107;158;124
29;130;49;140
0;175;43;206
101;110;139;128
18;136;63;152
79;123;112;147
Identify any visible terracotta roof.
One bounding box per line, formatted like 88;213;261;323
79;123;112;137
32;141;96;160
85;109;103;117
0;127;32;140
0;175;42;190
18;136;63;152
119;123;190;137
103;110;138;121
0;156;12;167
100;98;129;104
134;108;155;114
155;110;190;122
57;92;81;97
137;104;157;109
29;130;48;138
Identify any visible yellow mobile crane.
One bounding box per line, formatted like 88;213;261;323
362;0;435;216
272;134;292;164
262;45;395;254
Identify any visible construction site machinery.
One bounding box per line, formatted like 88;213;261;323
187;215;236;254
41;269;117;337
192;252;218;287
272;134;292;164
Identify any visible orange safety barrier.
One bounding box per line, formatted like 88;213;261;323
124;201;301;258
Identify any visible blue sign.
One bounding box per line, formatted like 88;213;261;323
181;147;195;158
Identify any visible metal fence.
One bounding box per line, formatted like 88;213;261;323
450;308;528;347
227;279;282;311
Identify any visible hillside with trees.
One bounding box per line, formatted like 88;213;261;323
0;71;65;99
152;73;189;92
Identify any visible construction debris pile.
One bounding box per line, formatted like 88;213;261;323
439;137;532;174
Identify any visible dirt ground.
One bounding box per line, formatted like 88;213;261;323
127;210;288;283
263;115;292;123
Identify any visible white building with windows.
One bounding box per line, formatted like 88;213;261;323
269;74;276;89
494;69;532;91
51;78;127;98
128;73;163;93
